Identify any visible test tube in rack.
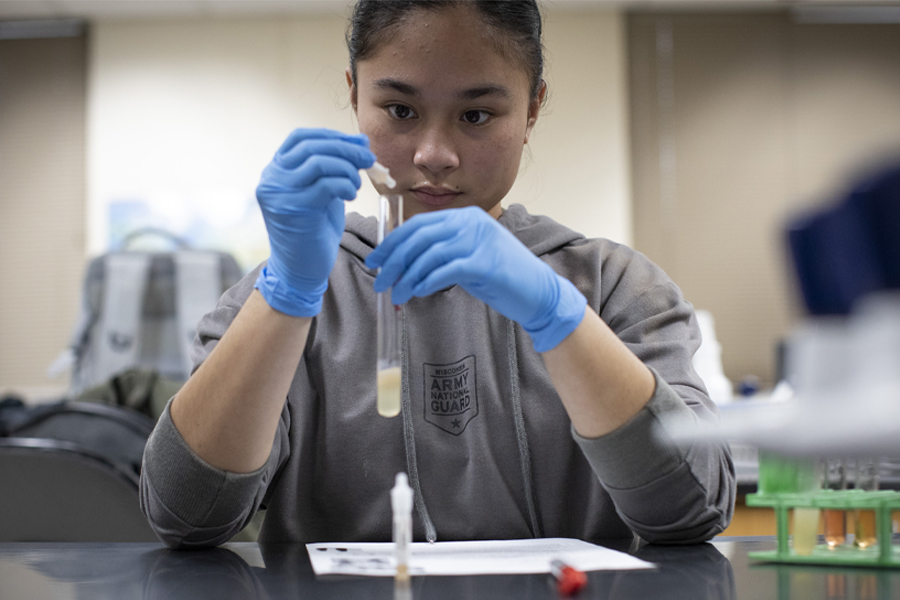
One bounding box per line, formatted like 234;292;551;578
377;193;403;418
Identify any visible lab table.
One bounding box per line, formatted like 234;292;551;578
2;537;900;599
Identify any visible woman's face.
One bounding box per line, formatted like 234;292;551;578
349;5;543;219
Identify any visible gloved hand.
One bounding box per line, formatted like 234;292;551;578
365;207;587;352
255;128;375;316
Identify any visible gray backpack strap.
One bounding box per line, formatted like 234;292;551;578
94;253;153;386
173;251;222;379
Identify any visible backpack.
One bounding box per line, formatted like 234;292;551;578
0;397;154;474
52;229;243;395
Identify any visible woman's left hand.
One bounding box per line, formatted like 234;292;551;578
364;207;587;352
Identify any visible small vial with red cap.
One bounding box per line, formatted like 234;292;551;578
550;559;587;596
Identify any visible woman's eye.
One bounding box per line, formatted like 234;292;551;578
388;105;415;120
462;110;490;125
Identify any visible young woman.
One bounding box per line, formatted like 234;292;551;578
141;0;734;548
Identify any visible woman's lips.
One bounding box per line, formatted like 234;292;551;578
411;187;461;207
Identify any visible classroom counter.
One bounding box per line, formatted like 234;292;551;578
1;537;899;599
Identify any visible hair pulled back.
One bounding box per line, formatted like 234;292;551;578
347;0;545;102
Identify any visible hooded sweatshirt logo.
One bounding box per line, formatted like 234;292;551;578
424;356;478;435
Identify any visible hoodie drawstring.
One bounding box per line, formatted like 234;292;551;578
507;318;543;538
401;307;437;543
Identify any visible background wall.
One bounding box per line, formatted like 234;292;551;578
0;37;86;398
629;13;900;385
517;10;631;244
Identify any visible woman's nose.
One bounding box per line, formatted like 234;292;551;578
413;125;460;174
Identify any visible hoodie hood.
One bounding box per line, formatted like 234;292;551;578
341;203;585;262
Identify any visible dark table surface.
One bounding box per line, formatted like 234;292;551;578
1;537;898;599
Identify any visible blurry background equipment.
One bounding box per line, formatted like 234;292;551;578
75;367;183;422
673;163;900;561
2;227;243;542
679;164;900;456
52;228;242;395
787;166;900;316
744;167;900;563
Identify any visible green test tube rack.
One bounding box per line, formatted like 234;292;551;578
746;489;900;567
746;453;900;568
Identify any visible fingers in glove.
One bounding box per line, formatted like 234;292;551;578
272;155;365;190
388;236;480;303
371;221;466;292
276;136;375;171
404;260;476;304
276;128;369;155
366;208;470;271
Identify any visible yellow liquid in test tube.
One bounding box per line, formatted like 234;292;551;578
378;367;402;418
855;510;877;548
793;508;820;556
853;458;879;549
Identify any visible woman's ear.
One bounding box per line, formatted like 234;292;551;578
346;67;358;112
524;80;547;144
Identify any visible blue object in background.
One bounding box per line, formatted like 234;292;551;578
787;198;884;315
737;375;760;397
849;167;900;288
786;164;900;316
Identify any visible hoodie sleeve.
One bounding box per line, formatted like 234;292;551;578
558;241;736;544
139;266;292;548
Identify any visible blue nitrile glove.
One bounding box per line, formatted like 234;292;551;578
254;128;375;316
365;207;588;352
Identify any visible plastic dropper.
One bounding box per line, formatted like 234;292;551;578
367;162;397;189
391;472;413;581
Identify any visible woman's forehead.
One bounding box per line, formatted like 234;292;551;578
355;6;531;99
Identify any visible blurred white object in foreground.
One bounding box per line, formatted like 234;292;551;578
692;310;733;404
669;293;900;456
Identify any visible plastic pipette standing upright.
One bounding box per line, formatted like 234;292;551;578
391;472;413;581
374;164;403;417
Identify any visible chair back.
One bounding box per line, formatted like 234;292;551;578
0;437;158;542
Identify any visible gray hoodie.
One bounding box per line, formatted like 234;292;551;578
140;204;735;548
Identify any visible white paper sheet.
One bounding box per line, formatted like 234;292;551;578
306;537;655;577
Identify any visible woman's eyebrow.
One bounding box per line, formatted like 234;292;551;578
459;85;511;100
371;79;512;101
373;78;418;96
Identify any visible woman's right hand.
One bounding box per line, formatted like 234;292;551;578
254;128;375;317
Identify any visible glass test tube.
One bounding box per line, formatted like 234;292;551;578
823;458;847;548
792;458;822;556
377;193;403;418
854;458;880;548
793;507;820;556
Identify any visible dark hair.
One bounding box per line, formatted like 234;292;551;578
347;0;545;102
